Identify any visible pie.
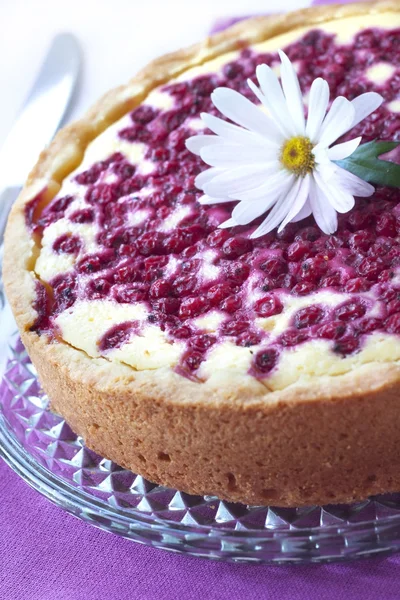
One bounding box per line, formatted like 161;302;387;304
4;1;400;507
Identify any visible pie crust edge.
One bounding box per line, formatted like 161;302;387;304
4;1;400;506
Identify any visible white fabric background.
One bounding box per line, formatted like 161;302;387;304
0;0;311;144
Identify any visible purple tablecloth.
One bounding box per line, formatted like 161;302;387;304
2;459;400;600
3;0;400;598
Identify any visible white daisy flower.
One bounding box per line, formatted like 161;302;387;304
186;50;383;238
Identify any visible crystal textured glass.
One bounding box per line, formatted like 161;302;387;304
2;330;400;564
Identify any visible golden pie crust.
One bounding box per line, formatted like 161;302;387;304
4;1;400;507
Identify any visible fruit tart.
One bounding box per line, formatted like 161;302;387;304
4;1;400;507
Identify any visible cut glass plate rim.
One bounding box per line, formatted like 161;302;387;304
3;402;387;540
2;327;400;563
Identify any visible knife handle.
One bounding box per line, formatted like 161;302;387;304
0;186;22;241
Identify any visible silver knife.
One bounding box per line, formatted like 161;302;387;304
0;33;81;239
0;32;81;332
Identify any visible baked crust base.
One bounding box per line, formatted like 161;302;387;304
23;329;400;506
4;1;400;506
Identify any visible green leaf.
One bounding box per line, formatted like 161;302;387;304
335;140;400;188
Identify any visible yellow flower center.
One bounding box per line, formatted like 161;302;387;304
280;136;315;177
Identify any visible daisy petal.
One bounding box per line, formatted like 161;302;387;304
278;175;311;232
195;167;224;189
211;88;283;140
186;135;222;155
317;97;355;148
306;78;330;142
201;113;268;146
278;50;306;135
327;137;362;161
251;65;296;137
314;171;355;213
204;164;278;197
250;196;289;239
219;217;238;229
232;199;275;225
334;165;375;197
247;78;266;105
201;143;276;168
234;169;291;202
313;148;337;182
246;86;290;145
351;92;384;129
199;194;235;205
291;200;312;222
232;173;293;225
309;177;337;234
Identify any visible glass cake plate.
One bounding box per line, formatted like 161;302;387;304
2;311;400;564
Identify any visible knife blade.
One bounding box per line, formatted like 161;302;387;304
0;32;81;321
0;32;81;241
0;32;81;189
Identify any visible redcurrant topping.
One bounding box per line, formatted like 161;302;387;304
50;196;75;212
28;25;400;376
152;297;180;315
333;336;360;356
76;250;116;274
287;240;312;261
130;105;158;124
316;321;347;340
179;296;210;318
321;274;341;288
376;213;396;237
253;348;279;374
188;334;216;351
207;282;233;306
136;232;166;256
223;262;250;284
182;350;204;372
260;257;288;276
254;295;283;318
30;281;52;333
207;229;231;248
294;305;325;329
53;234;81;255
386;298;400;316
86;277;112;300
172;325;193;339
223;62;244;79
386;313;400;334
29;194;75;232
344;278;371;293
236;331;262;347
51;273;77;302
220;320;250;336
221;295;242;312
357;257;386;281
149;279;173;298
334;300;367;321
300;256;328;283
69;208;95;224
291;282;316;297
114;284;149;304
99;322;140;351
349;231;372;252
113;262;141;284
174;275;197;297
279;329;309;347
75;161;107;185
355;317;383;334
222;236;253;258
